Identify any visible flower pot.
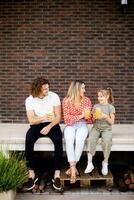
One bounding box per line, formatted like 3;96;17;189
0;190;16;200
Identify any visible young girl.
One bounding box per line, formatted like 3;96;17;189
63;80;92;183
84;88;115;175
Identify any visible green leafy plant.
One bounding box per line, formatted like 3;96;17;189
0;151;28;192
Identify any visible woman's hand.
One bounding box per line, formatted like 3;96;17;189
80;112;85;119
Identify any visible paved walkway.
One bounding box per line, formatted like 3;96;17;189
16;193;134;200
16;187;134;200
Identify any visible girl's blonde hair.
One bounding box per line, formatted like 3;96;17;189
97;88;114;104
66;80;85;105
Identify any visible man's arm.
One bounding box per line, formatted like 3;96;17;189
26;110;47;125
40;105;61;135
49;105;61;128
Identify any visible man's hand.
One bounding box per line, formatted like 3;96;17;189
47;112;54;122
40;124;51;135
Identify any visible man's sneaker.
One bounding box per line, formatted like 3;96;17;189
52;177;62;191
84;162;94;174
101;161;108;176
23;177;38;191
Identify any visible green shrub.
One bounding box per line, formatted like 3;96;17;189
0;151;28;192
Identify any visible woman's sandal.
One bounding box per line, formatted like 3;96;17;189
70;165;77;184
70;174;76;184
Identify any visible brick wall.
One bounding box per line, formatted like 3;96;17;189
0;0;134;123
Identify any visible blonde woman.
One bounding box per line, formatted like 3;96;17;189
62;80;92;184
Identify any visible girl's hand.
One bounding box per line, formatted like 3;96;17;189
93;112;107;120
101;113;115;125
101;113;108;119
93;112;101;120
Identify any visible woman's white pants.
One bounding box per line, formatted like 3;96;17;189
64;121;90;162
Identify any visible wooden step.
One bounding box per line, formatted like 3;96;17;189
60;168;113;189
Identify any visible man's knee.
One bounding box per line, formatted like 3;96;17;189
26;129;36;144
52;132;62;145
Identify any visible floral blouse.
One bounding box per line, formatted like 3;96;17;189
62;96;92;125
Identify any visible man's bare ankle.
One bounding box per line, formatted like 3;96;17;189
29;169;35;179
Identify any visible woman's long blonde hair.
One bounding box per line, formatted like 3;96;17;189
66;80;84;105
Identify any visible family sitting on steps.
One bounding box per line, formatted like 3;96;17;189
23;77;115;192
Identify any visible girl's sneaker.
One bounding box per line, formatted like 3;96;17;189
84;162;94;173
101;162;108;175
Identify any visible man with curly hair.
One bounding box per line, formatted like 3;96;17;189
24;77;63;191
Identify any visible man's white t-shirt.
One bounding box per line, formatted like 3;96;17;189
25;91;61;118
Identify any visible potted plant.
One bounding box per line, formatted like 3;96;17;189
0;151;28;200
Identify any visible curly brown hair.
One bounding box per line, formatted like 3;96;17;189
31;77;49;97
